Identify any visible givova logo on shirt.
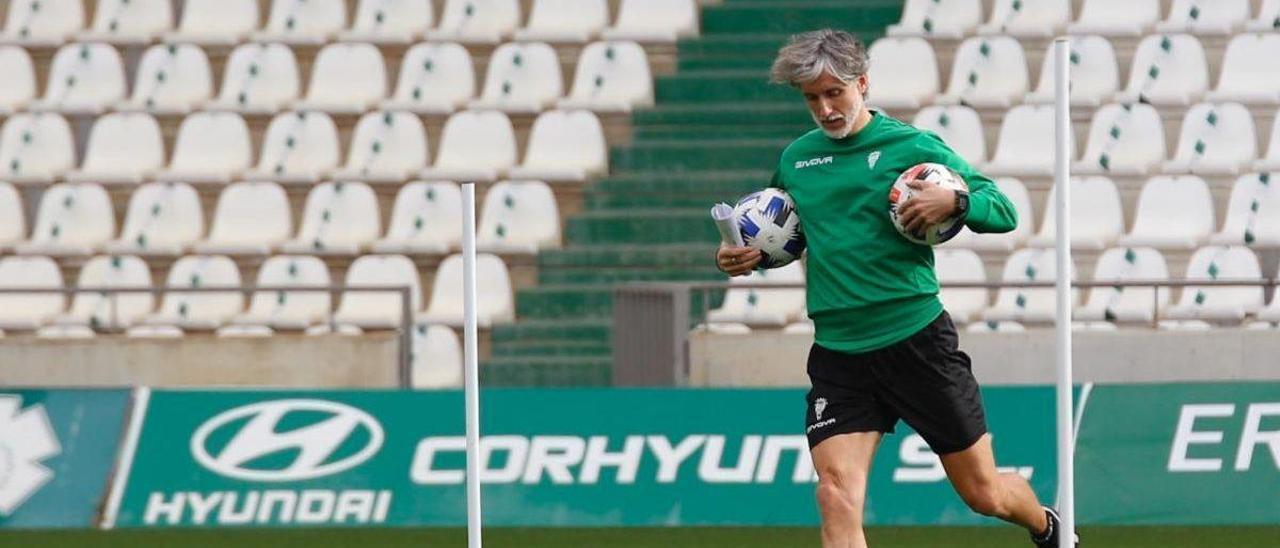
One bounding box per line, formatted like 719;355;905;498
795;156;833;169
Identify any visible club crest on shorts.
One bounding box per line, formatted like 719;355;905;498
814;397;828;421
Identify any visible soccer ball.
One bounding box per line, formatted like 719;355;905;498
888;162;969;245
733;188;806;269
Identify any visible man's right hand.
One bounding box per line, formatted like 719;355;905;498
717;244;762;277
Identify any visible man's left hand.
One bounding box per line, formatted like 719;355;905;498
897;179;958;235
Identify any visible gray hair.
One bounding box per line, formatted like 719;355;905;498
770;29;870;87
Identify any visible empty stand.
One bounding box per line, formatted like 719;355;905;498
1115;34;1208;106
31;43;126;114
1163;102;1256;175
381;42;476;114
706;262;805;326
242;111;341;184
1118;175;1215;250
253;0;347;45
601;0;698;42
194;182;293;255
118;43;213;114
333;111;430;183
228;255;332;331
280;181;381;255
934;248;988;324
0;112;75;184
163;0;258;45
137;255;244;332
1074;102;1166;176
64;112;165;185
0;256;65;331
420;253;514;327
338;0;434;44
77;0;172;44
105;181;204;256
978;0;1070;38
48;255;153;331
428;0;521;44
0;46;35;114
514;0;609;43
331;254;422;329
209;43;301;114
1068;0;1160;37
418;110;517;182
867;37;939;110
1076;247;1170;323
508;109;607;181
937;36;1029;108
469;41;563;113
1163;246;1264;323
558;41;654;112
15;182;115;257
371;181;464;254
911;105;985;166
476;180;562;253
887;0;982;39
1025;35;1118;107
154;112;253;184
296;42;388;113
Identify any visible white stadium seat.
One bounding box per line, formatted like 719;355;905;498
601;0;698;42
867;37;939;110
984;248;1077;323
420;253;514;327
117;44;213;114
1256;114;1280;172
0;112;76;184
1067;0;1160;36
0;256;65;331
469;42;563;113
0;182;24;251
338;0;433;44
412;324;463;389
977;0;1070;38
418;110;517;183
937;36;1029;108
137;255;243;331
64;112;165;185
1155;0;1249;35
1025;35;1118;107
984;104;1062;177
1205;34;1280;105
1115;34;1208;106
1030;176;1124;250
194;182;293;255
1211;173;1280;247
0;0;84;46
1163;246;1264;323
911;105;985;166
49;255;153;330
333;111;430;183
381;42;476;114
887;0;982;39
164;0;258;46
1245;0;1280;31
1074;103;1165;176
945;177;1033;251
208;43;301;114
154;111;253;184
514;0;609;43
280;181;381;255
31;43;126;114
77;0;172;44
476;180;562;254
228;255;332;331
508;110;607;181
0;46;36;114
16;182;114;257
1258;261;1280;322
371;181;463;254
104;181;204;256
332;254;422;329
427;0;521;44
1162;102;1256;176
296;43;387;113
934;248;988;324
253;0;346;45
243;111;341;184
1118;175;1215;250
1076;247;1170;324
706;261;805;327
558;41;653;112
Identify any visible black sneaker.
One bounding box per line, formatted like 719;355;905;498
1031;507;1079;547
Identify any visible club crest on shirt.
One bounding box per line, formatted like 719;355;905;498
868;150;881;169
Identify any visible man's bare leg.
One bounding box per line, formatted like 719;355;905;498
938;434;1050;534
811;432;882;548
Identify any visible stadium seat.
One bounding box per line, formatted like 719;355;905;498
116;44;213;114
31;43;126;114
0;0;84;46
332;254;422;330
418;110;517;182
933;248;988;324
208;43;301;114
1076;247;1170;323
227;255;332;331
866;37;939;110
193;182;292;255
514;0;608;43
1067;0;1160;36
945;177;1033;251
886;0;982;39
427;0;520;44
0;183;24;252
338;0;433;44
1118;176;1214;250
380;42;476;114
163;0;258;45
0;112;76;184
782;320;814;334
601;0;698;42
104;181;204;256
154;112;253;184
984;104;1062;177
0;46;35;114
508;110;607;181
420;253;515;327
706;262;805;327
253;0;346;45
77;0;172;44
371;181;463;254
977;0;1070;38
295;43;387;113
476;180;562;253
1245;0;1280;31
1025;35;1118;107
984;248;1077;323
1029;176;1124;250
1255;114;1280;172
280;181;381;255
1257;268;1280;322
412;324;464;389
1114;34;1208;106
966;320;1026;333
0;256;65;331
1074;103;1165;176
64;112;165;184
1155;0;1249;35
1210;172;1280;247
242;111;340;184
332;111;429;183
558;41;653;112
1163;246;1264;323
1162;102;1256;176
137;255;244;331
15;182;114;257
468;42;563;113
1205;34;1280;105
936;36;1029;108
911;105;985;166
48;255;153;330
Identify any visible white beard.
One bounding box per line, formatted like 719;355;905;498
813;112;854;139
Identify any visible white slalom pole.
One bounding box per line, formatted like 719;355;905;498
462;183;483;548
1052;38;1076;548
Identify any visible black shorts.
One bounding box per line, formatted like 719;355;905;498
803;310;987;455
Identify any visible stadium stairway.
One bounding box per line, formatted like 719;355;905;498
482;0;904;386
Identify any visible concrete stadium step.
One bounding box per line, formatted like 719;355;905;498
538;244;719;268
565;209;720;245
480;356;612;387
655;70;793;103
538;267;724;285
489;341;612;358
490;319;611;345
632;103;809;127
701;0;902;34
593;171;773;194
610;139;790;172
585;187;755;209
632;125;810;142
516;284;723;320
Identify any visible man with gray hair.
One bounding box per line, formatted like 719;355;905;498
716;29;1076;547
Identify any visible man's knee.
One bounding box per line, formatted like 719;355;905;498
958;481;1004;517
816;471;866;515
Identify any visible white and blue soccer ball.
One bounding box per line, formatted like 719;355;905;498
888;162;969;245
733;188;806;269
